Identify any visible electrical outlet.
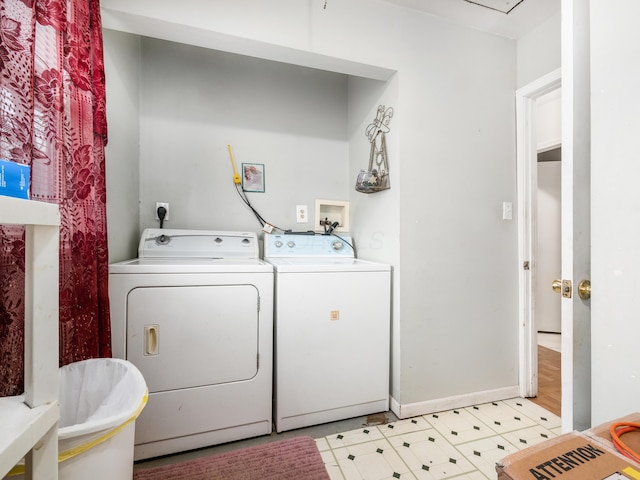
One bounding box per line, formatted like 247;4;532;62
155;202;170;221
296;205;308;223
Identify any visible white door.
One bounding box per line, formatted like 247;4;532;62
589;0;640;425
560;0;592;432
521;0;640;430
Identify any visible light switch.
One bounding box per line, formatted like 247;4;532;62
502;202;513;220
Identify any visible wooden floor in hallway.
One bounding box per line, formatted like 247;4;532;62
529;345;561;417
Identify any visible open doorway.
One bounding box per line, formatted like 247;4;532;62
515;69;561;417
535;88;562;340
532;88;561;416
536;150;561;339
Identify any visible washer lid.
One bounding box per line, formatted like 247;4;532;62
138;228;259;259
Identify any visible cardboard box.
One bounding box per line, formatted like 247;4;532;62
585;413;640;461
496;431;640;480
0;159;30;199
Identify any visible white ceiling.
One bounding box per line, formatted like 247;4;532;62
381;0;560;39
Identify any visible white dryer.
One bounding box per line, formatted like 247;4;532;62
109;229;273;460
263;233;391;432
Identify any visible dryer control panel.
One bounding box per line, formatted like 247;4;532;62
139;228;259;258
263;233;354;258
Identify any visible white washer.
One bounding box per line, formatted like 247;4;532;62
109;229;273;460
263;233;391;432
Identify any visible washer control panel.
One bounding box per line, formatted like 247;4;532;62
263;233;354;258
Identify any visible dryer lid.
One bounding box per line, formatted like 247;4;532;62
138;228;259;259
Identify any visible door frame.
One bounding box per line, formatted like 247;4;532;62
516;68;562;398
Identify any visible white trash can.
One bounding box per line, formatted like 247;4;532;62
6;358;147;480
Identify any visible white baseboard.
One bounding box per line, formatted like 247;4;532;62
390;385;520;419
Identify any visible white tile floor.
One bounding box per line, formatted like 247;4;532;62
314;398;561;480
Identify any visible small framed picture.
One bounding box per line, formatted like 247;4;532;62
242;163;265;193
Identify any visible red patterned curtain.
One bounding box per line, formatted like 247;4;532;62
0;0;111;396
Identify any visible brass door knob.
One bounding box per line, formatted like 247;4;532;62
552;279;572;298
578;280;591;300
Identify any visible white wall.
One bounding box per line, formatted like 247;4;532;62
347;75;401;401
102;0;527;416
395;23;519;410
103;29;141;262
138;37;350;235
517;11;561;89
